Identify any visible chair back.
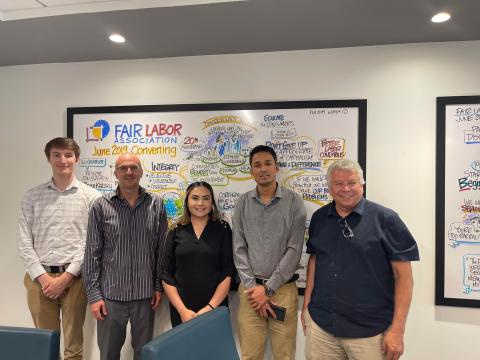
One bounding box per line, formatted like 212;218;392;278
142;306;239;360
0;326;60;360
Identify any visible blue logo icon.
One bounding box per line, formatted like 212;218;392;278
86;119;110;142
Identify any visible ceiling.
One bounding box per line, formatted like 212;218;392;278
1;0;480;67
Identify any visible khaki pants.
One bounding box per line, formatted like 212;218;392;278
24;273;87;360
237;282;298;360
304;309;385;360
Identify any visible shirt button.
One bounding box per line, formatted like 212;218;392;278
334;273;338;278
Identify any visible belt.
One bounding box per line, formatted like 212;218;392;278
43;264;70;273
255;273;299;286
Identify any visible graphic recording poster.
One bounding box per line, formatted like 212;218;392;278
437;97;480;306
68;101;367;290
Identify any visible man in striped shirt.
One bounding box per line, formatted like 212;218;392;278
18;137;101;360
84;153;168;360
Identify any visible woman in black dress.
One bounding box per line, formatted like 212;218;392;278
161;181;235;326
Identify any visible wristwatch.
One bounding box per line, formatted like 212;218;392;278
264;285;275;297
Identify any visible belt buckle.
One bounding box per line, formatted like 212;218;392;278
43;264;68;273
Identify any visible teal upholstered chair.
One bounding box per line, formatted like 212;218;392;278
142;306;239;360
0;326;60;360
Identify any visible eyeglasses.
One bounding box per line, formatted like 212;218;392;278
116;165;140;172
338;218;354;238
332;181;361;189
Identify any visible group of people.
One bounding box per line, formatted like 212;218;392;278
18;137;419;360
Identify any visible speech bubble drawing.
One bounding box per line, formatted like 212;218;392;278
463;254;480;294
271;128;297;139
217;191;242;212
464;126;480;144
318;138;346;160
80;158;107;167
471;160;480;171
292;174;331;203
448;221;480;248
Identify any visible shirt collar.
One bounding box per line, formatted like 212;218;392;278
249;182;283;200
47;177;79;192
111;185;148;200
328;197;366;217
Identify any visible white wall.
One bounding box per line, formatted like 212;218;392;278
1;40;480;359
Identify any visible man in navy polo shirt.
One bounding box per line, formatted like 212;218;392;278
301;159;419;360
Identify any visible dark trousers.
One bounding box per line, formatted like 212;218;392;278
97;298;154;360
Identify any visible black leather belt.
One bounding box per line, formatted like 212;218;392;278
43;264;70;273
255;273;299;286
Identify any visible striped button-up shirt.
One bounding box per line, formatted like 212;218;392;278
18;178;101;279
84;187;168;304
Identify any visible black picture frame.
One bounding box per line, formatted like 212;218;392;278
436;96;480;307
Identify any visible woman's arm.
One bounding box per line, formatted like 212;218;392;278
196;276;231;315
162;280;197;322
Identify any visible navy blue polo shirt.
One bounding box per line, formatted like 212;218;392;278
306;198;419;338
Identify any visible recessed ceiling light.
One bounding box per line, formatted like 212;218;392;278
109;34;126;43
431;12;451;23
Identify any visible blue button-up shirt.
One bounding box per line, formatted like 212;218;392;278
306;198;419;338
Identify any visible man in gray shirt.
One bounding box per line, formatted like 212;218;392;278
233;145;307;360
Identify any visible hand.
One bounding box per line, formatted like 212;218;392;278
258;302;275;318
151;291;162;310
41;273;73;299
179;308;197;323
246;285;269;310
91;300;108;320
383;329;404;360
300;308;307;335
36;273;54;290
196;305;212;316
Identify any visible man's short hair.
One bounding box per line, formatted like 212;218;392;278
249;145;277;165
44;137;80;159
327;159;365;186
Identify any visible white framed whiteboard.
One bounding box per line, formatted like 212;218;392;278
436;96;480;307
67;100;367;292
